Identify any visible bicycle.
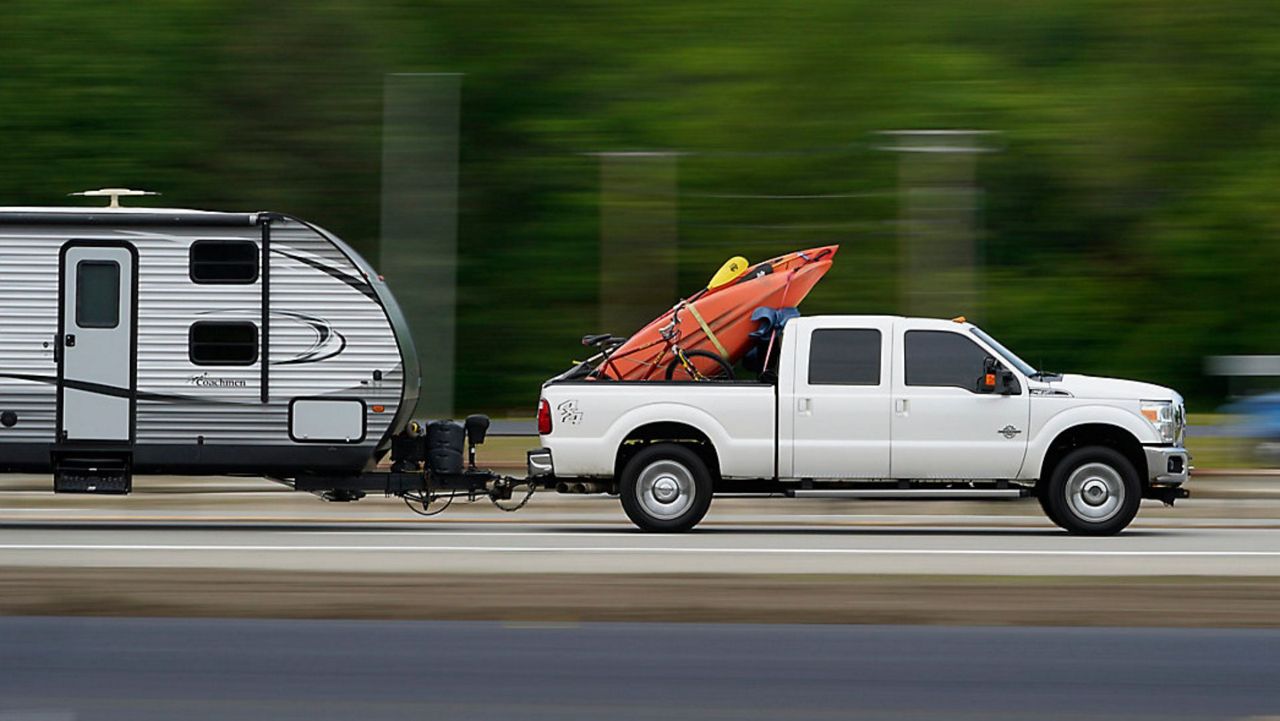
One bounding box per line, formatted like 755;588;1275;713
578;301;735;382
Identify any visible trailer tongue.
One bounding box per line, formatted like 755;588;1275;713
291;414;549;517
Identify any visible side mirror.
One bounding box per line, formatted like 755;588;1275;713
1000;369;1021;396
978;357;999;393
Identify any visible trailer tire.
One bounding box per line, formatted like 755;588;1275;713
619;444;712;532
1045;446;1141;536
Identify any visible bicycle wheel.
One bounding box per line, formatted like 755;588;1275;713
665;349;735;381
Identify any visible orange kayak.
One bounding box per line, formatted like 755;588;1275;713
599;245;837;380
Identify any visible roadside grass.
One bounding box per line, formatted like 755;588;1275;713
5;568;1279;626
1186;436;1262;470
477;435;540;468
1188;413;1265;470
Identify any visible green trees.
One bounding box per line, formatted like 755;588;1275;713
2;0;1275;410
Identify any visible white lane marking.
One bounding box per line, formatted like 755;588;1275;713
0;492;279;500
284;525;1280;537
0;544;1279;557
280;526;1280;538
4;511;1280;528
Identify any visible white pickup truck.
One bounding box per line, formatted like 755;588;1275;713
533;315;1190;534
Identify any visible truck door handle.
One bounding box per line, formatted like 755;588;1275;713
895;399;908;414
797;397;812;415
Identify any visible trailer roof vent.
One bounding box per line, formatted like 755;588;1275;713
69;188;159;209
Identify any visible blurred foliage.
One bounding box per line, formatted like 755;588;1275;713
2;0;1278;412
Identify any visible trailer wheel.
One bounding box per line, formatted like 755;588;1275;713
1045;446;1141;536
619;444;713;532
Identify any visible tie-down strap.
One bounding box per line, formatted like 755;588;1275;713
686;302;729;360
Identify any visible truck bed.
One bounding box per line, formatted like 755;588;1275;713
540;380;776;479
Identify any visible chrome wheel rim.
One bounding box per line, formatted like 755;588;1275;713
636;459;695;520
1065;462;1124;523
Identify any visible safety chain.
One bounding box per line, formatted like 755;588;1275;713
490;477;536;512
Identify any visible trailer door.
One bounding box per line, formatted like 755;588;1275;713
58;243;136;443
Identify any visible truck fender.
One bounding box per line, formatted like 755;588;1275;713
1025;404;1158;479
603;403;730;474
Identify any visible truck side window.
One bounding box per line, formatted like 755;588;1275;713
904;330;988;391
808;329;881;385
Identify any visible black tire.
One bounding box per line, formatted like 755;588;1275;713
618;443;713;532
1036;486;1066;530
665;350;735;381
1045;446;1141;536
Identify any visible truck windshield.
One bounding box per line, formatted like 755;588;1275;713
969;327;1037;377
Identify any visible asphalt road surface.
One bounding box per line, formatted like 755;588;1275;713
1;617;1276;721
1;519;1279;576
2;473;1279;577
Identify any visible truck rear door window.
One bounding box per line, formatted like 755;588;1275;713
808;328;881;385
904;330;987;391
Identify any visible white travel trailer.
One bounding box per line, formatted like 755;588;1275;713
0;198;426;494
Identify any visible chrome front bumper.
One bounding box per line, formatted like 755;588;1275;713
1144;445;1190;485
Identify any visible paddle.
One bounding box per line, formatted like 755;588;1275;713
686;255;750;304
707;256;750;290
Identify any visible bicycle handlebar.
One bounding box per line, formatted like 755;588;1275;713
659;303;683;342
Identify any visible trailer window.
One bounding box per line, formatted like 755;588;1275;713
808;328;881;385
190;240;258;284
75;260;120;329
189;321;258;365
904;330;988;391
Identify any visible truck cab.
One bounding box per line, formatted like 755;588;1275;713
536;315;1189;535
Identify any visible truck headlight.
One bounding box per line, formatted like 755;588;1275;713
1140;400;1183;444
